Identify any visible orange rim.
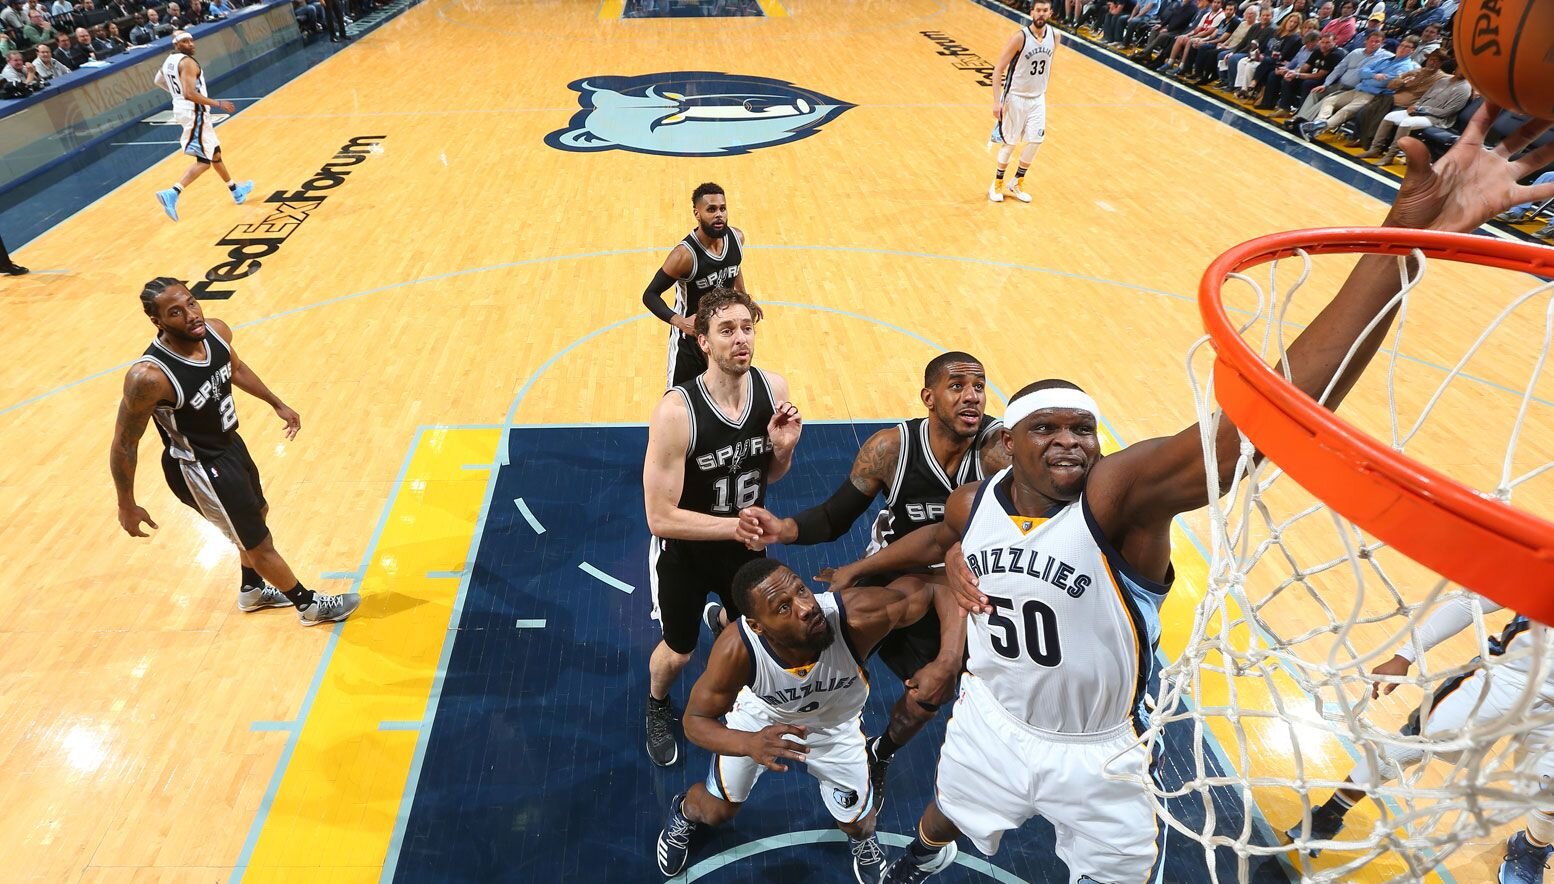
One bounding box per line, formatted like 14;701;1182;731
1200;228;1554;620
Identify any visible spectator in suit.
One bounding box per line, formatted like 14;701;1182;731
51;28;79;64
32;41;69;80
150;5;172;34
91;22;121;54
1361;58;1469;161
22;8;55;45
128;9;151;42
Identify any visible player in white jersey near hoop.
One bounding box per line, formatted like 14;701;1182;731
152;30;252;222
654;557;964;884
1290;595;1554;883
808;100;1554;882
988;0;1058;204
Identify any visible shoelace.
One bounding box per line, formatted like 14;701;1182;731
313;594;343;615
851;837;883;865
648;704;674;742
664;812;694;848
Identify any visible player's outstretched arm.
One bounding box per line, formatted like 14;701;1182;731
763;371;801;483
110;363;170;538
684;630;808;772
209;319;300;440
644;393;743;542
738;426;898;546
1088;105;1554;545
642;245;695;336
823;483;975;590
1370;593;1508;698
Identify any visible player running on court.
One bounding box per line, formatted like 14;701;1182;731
654;557;966;884
988;0;1058;204
153;30;252;222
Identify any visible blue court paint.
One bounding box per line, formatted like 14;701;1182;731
578;562;636;594
514;619;547;628
513;498;546;534
461;463;496;470
427;570;466;579
320;570;361;580
390;425;1282;883
248;720;296;732
378;721;424;731
230;427;428;884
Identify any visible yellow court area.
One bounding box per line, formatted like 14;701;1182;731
2;0;1551;881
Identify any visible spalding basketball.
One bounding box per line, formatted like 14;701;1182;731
1454;0;1554;118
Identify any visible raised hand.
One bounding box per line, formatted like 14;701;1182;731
1392;103;1554;233
768;401;802;452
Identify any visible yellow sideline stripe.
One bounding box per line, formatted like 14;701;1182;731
241;428;499;880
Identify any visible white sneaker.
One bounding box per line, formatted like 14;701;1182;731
987;183;1004;202
1005;183;1033;203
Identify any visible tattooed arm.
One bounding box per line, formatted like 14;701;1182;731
110;362;173;538
737;426;901;545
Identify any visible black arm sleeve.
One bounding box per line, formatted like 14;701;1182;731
792;478;877;545
642;270;680;324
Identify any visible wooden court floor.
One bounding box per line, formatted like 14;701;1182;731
2;0;1550;880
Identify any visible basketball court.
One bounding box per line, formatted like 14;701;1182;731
2;0;1551;881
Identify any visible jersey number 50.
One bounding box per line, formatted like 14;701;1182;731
985;594;1062;666
712;469;761;514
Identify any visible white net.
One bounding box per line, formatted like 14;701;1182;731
1123;244;1554;882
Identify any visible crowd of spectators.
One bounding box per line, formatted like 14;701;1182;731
1018;0;1554;238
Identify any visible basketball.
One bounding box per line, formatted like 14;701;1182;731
1453;0;1554;118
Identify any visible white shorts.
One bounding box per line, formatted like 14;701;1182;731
176;107;220;162
1411;668;1554;787
705;695;873;824
993;94;1047;145
934;674;1159;883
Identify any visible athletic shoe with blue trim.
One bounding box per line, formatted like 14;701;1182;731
851;834;886;884
656;792;699;876
1501;830;1554;884
156;188;180;221
232;180;254;205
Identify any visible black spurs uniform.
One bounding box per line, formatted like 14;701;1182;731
652;367;774;654
137;330;270;550
864;414;1002;680
665;230;743;388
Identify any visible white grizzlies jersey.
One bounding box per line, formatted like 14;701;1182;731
959;469;1170;734
159;52;205;114
1003;25;1055;99
734;592;870;729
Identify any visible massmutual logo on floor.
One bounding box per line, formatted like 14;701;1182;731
544;72;853;157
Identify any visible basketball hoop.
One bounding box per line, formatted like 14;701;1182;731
1201;228;1554;620
1120;227;1554;882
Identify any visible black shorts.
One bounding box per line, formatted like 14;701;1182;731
162;433;270;550
668;336;707;389
856;571;948;683
652;537;763;654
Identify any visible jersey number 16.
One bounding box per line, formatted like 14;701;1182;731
712;469;760;514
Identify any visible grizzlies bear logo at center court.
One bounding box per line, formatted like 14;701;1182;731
545;72;853;157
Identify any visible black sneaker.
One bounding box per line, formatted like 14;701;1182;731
646;696;680;767
851;834;886;884
2;264;27;276
866;736;893;813
702;601;725;640
880;843;958;884
656;792;699;876
1286;803;1345;857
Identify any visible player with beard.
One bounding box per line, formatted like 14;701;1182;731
654;558;966;884
988;0;1058;204
643;287;802;767
641;182;748;388
845;104;1554;883
110;278;360;625
733;352;1008;810
152;30;253;222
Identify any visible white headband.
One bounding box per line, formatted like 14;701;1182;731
1004;388;1100;429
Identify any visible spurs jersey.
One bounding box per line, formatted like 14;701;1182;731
959;469;1170;734
669;231;743;353
868;415;1003;552
136;331;238;462
734;592;870;728
670;368;775;516
159;52;205;115
1003;25;1055;99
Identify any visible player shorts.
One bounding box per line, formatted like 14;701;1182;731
650;537;763;654
1405;666;1554;785
162;433;270;551
935;674;1159;881
993;94;1047;145
667;334;707;389
705;693;873;824
176;106;220;162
